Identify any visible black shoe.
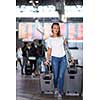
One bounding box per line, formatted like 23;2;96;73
21;72;24;75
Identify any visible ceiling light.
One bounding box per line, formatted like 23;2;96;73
35;0;39;4
29;0;33;3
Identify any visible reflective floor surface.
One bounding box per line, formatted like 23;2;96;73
16;68;82;100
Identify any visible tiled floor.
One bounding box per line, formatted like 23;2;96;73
16;68;83;100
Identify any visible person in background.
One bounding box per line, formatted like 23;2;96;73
16;48;18;70
22;42;29;75
36;40;47;74
16;47;23;71
28;42;37;77
45;23;68;98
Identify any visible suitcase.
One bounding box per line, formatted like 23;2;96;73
63;66;83;96
25;60;32;75
39;64;54;94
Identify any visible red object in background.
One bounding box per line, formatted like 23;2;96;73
77;23;83;40
18;23;83;40
19;23;27;39
68;23;83;40
68;23;76;40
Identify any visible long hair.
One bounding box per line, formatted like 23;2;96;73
51;23;61;37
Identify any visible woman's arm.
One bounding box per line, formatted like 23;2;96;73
47;47;52;61
64;38;68;46
63;37;74;64
45;47;52;65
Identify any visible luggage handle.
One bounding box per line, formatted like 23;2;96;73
42;62;52;79
69;76;75;79
68;60;77;73
45;81;50;84
47;63;51;74
68;68;77;74
68;65;77;74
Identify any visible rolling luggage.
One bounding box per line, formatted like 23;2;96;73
25;60;32;75
39;63;54;94
64;65;83;96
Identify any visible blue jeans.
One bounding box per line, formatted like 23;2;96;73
22;57;28;74
36;57;45;73
51;55;67;94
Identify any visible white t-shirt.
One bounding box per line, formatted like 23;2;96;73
47;36;66;57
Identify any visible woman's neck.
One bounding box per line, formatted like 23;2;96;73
52;33;58;37
53;34;57;37
51;33;62;37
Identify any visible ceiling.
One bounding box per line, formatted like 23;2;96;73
16;0;83;6
16;17;83;23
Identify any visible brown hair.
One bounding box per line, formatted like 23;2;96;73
51;23;61;37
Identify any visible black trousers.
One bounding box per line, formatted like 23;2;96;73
17;58;23;67
17;58;23;74
29;60;37;73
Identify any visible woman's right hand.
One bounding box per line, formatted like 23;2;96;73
68;57;74;64
44;59;50;65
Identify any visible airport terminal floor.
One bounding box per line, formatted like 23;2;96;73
16;68;82;100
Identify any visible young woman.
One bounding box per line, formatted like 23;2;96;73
45;23;68;98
